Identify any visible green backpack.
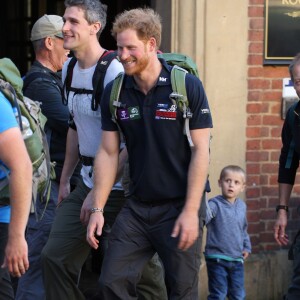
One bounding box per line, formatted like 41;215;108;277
0;58;55;217
110;52;200;147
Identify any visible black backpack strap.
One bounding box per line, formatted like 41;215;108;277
63;51;118;111
63;56;77;106
91;50;118;111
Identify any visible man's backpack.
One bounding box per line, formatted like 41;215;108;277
0;58;55;217
63;50;118;111
110;52;200;148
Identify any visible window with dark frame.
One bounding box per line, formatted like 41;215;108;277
264;0;300;65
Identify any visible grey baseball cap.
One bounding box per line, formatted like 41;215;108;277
30;14;63;41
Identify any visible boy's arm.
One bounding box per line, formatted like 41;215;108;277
243;210;252;254
205;199;216;225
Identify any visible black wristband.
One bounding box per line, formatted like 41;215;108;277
276;205;289;212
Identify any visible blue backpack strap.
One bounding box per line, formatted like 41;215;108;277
285;102;298;169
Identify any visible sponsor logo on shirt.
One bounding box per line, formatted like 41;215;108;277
159;76;167;82
201;108;210;114
118;106;141;121
128;107;140;120
155;103;177;120
118;109;129;120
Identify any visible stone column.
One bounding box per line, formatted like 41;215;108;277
171;0;206;79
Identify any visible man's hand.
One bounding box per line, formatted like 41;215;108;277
274;210;289;246
171;209;199;251
80;190;94;226
2;235;29;278
86;212;105;249
57;181;70;205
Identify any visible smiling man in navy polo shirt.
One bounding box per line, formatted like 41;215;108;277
87;7;213;299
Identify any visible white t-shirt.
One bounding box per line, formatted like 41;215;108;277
62;57;124;188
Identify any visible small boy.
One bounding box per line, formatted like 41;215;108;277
205;165;251;300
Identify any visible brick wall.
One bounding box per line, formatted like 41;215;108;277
247;0;299;253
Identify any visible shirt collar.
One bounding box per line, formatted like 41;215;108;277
123;57;172;90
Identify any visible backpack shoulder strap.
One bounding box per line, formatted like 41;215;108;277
285;102;298;169
109;72;125;124
63;52;118;110
62;56;77;105
91;50;118;111
171;65;188;105
108;72;127;142
170;66;194;147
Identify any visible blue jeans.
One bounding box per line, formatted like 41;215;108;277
206;258;245;300
15;181;59;300
0;222;14;300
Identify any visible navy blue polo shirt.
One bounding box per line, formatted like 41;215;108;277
101;59;212;200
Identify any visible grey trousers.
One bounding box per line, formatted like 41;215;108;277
98;197;204;300
41;179;167;300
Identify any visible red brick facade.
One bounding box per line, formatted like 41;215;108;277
247;0;299;253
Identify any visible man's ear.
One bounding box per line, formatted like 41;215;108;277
91;22;101;35
148;37;157;52
44;37;54;50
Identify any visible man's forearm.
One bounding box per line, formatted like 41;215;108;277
9;154;32;237
278;183;293;205
60;128;80;183
93;131;120;209
184;129;210;212
184;148;209;212
93;148;119;209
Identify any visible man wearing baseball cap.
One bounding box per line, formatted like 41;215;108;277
30;14;64;41
14;14;81;300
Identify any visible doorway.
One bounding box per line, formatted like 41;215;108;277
0;0;153;75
